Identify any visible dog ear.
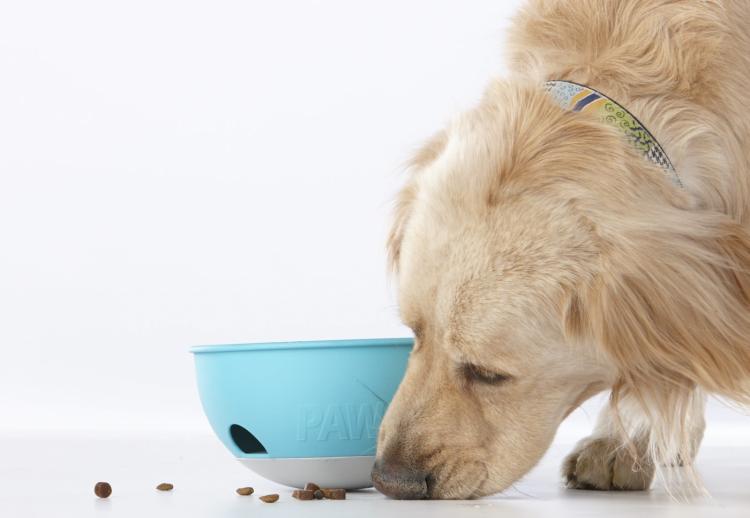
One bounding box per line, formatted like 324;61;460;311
570;210;750;403
387;179;419;272
387;131;447;272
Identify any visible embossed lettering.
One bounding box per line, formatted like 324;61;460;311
345;402;385;440
317;405;348;440
297;405;323;440
296;402;387;441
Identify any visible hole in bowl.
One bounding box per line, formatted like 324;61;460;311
230;424;267;454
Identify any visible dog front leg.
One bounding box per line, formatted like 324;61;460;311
561;389;706;491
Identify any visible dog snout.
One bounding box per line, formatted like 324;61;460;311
371;458;430;499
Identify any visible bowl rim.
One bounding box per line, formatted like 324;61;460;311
190;337;413;354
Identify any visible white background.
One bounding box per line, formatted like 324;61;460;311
0;0;746;445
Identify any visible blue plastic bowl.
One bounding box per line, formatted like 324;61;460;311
191;337;412;489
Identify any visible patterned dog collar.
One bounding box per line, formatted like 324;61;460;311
544;80;683;188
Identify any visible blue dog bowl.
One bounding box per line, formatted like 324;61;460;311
191;337;412;489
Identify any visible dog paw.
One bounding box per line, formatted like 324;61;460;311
562;437;654;491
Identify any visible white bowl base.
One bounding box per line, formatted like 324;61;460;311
237;455;375;490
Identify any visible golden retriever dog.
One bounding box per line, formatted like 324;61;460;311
372;0;750;499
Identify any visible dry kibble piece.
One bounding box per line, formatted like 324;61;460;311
321;488;346;500
94;482;112;499
304;482;320;492
156;483;174;491
292;489;314;500
236;487;254;496
259;494;279;503
313;489;324;500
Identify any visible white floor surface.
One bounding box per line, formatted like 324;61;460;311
2;432;749;518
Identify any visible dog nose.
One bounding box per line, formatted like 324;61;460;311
371;459;429;499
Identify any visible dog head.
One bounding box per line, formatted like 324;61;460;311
372;81;750;499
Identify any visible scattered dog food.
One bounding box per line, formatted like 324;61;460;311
321;488;346;500
292;489;314;500
91;479;346;503
303;482;326;499
94;482;112;499
293;483;346;501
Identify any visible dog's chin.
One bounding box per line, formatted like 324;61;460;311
427;479;498;500
424;461;493;500
431;445;554;499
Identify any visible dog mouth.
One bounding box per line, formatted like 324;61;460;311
425;473;437;497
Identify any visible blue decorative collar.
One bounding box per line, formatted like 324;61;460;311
545;80;683;188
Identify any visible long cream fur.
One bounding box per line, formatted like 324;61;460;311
374;0;750;499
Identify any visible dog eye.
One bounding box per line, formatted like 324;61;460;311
461;363;511;385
